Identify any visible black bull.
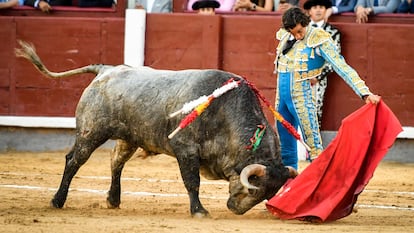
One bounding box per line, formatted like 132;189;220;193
15;41;297;217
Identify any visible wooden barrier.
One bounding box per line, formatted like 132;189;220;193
0;11;413;130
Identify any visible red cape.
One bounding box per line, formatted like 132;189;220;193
266;100;402;222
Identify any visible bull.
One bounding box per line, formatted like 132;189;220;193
15;40;297;217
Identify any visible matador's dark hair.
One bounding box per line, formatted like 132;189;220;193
282;7;311;31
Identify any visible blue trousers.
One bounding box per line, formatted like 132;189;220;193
276;72;323;169
397;0;414;13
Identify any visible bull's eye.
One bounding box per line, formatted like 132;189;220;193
248;189;258;195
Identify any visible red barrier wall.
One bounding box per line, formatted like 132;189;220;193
1;12;413;131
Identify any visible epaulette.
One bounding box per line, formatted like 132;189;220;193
276;28;290;41
306;27;331;48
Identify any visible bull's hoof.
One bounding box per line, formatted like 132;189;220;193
50;199;64;208
106;199;120;209
191;207;210;218
192;212;211;218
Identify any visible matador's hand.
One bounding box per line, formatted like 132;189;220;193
365;94;381;104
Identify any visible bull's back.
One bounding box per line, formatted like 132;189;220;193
99;67;234;113
76;66;236;154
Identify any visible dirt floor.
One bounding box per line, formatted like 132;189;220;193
0;150;413;233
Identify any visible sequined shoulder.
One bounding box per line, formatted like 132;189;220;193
276;28;290;41
306;28;331;48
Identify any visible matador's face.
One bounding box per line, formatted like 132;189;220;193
288;24;307;41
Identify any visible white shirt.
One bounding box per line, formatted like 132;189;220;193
146;0;155;12
310;20;325;28
332;0;342;13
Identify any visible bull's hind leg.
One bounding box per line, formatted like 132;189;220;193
107;140;137;208
51;137;103;208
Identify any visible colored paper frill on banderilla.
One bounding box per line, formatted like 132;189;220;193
266;100;402;222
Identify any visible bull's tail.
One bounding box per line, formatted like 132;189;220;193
15;40;106;79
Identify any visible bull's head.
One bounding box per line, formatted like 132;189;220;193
227;164;297;215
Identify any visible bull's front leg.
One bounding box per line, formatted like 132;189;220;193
176;155;209;218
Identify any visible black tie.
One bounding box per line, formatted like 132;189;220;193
312;23;318;28
282;39;296;55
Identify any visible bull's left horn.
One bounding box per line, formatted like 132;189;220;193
240;164;266;190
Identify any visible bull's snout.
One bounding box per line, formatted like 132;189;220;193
227;199;249;215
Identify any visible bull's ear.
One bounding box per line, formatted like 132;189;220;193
233;161;250;174
234;164;243;174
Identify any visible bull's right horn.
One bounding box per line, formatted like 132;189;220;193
240;164;266;190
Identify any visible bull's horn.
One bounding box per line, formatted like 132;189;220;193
240;164;266;190
286;166;298;178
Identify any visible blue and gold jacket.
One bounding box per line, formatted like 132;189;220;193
274;26;372;98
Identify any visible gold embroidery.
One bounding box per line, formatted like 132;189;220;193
276;28;289;41
319;42;372;96
306;27;331;48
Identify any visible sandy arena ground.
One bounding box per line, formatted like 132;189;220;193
0;150;413;233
